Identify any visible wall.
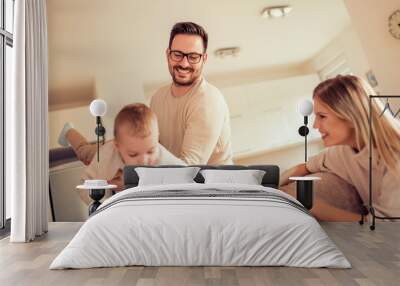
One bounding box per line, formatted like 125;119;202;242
143;62;314;99
221;73;321;156
306;24;371;82
344;0;400;110
235;139;324;173
49;71;146;148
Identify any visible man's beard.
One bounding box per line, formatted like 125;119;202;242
169;64;202;86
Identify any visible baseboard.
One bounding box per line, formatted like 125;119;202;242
0;218;11;239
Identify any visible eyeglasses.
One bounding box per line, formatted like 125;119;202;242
169;50;203;64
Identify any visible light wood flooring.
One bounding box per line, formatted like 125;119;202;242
0;222;399;286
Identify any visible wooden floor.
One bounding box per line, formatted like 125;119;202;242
0;222;399;286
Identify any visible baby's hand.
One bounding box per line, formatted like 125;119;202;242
108;169;123;192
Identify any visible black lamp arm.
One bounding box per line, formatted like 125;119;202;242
298;115;309;163
95;116;106;162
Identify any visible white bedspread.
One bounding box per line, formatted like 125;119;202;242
50;183;351;269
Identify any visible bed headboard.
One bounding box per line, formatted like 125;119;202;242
123;165;280;189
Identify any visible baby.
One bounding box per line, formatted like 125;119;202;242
58;103;184;204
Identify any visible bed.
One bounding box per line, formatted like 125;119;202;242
50;165;350;269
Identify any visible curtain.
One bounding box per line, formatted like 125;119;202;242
9;0;49;242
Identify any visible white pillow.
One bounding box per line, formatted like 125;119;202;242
135;167;200;186
200;169;266;185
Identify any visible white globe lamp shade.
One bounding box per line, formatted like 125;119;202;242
90;99;107;117
298;99;313;116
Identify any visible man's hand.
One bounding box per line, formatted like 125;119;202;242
108;169;124;192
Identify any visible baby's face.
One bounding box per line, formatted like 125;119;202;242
115;122;160;165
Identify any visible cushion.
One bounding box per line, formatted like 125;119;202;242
135;167;200;186
200;169;266;185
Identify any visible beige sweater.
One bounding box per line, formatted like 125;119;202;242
150;78;233;165
306;145;400;217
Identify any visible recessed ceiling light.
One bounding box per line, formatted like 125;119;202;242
261;5;293;19
214;47;240;58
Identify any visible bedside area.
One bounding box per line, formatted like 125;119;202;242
49;147;88;222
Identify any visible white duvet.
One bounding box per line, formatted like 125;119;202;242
50;183;351;269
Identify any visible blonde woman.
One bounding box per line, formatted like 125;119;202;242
280;75;400;221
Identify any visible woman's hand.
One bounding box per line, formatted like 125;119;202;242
280;163;310;187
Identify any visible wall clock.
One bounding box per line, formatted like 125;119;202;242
388;9;400;39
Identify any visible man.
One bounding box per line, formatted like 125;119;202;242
150;22;233;165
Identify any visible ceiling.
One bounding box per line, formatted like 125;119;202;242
47;0;352;95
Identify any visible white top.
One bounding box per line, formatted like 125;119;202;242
289;176;321;181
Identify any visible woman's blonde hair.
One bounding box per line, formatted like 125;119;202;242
313;74;400;173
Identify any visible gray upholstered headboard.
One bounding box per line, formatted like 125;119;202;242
123;165;280;189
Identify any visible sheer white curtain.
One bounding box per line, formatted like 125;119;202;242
9;0;49;242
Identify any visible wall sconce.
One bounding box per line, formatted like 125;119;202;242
89;99;107;162
297;99;313;162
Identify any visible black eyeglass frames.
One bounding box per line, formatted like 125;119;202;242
169;50;203;64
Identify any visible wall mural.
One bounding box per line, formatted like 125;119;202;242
47;1;400;223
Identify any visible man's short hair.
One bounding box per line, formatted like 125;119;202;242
168;22;208;52
113;103;156;139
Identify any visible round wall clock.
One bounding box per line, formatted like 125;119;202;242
388;9;400;39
